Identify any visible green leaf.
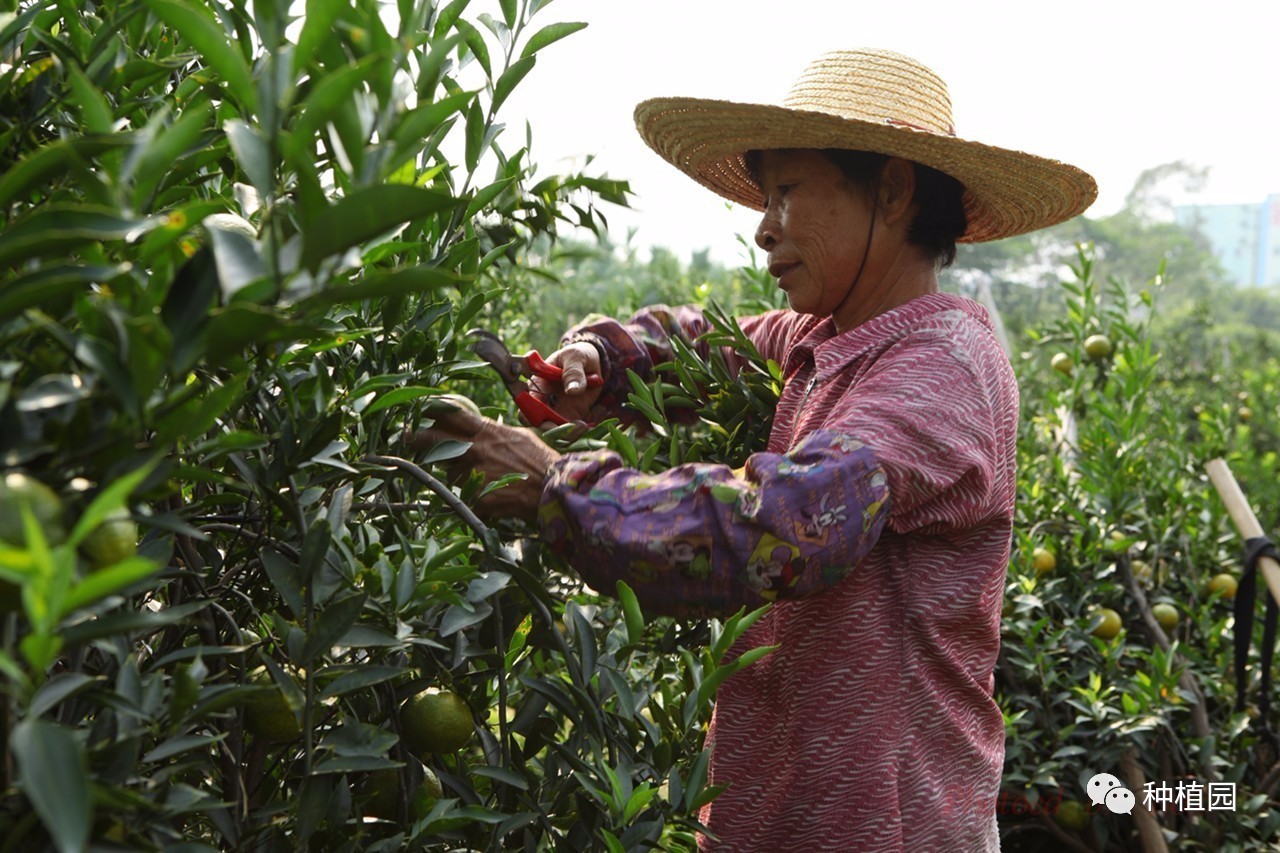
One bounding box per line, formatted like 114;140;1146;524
463;179;512;221
59;557;162;617
388;90;474;171
616;581;644;645
154;373;249;446
20;633;62;673
67;460;157;548
365;385;434;415
695;644;778;711
464;98;485;173
317;665;403;700
0;206;156;269
143;0;257;114
11;720;91;853
29;673;100;719
203;303;306;367
519;21;587;59
60;599;211;645
415;31;463;98
622;782;656;824
286;55;377;157
0;263;132;322
65;63;112;134
297;264;463;310
491;55;534;114
0;138;130;211
224;119;273;198
313;755;400;775
133;107;218;208
300;593;367;663
144;732;227;763
682;749;712;812
498;0;516;28
207;218;267;300
293;0;345;74
472;765;528;790
260;548;304;615
301;185;456;273
453;19;490;77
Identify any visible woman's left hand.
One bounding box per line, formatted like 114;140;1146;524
404;406;562;523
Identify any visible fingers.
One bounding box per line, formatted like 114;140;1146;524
548;342;601;395
401;402;484;456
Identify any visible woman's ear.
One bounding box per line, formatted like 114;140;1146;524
878;158;917;225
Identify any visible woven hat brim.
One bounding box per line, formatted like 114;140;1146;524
634;97;1098;243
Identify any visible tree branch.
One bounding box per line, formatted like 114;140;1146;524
361;454;497;553
1119;749;1170;853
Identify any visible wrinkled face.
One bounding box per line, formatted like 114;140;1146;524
753;149;876;317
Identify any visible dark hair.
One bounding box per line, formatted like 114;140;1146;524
743;148;968;268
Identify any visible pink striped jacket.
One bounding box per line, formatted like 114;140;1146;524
538;292;1015;850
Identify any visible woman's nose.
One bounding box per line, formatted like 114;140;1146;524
755;209;778;250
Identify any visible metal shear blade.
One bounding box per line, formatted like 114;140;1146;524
467;329;571;426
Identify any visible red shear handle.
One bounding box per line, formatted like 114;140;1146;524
514;390;568;426
525;351;603;388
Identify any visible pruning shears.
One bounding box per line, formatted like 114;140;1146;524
468;330;602;426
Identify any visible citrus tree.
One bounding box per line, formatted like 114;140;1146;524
999;247;1280;850
0;1;768;850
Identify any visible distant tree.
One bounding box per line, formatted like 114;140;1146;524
1123;160;1210;221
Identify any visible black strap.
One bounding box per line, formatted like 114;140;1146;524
1233;536;1280;752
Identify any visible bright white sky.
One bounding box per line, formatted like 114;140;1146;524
499;0;1280;266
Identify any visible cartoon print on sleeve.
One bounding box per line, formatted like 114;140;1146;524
743;533;805;600
539;430;891;618
795;494;849;546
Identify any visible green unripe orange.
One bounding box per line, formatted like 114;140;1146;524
1206;573;1238;600
401;690;473;757
0;473;66;547
80;507;138;568
1091;608;1123;640
243;675;302;743
1055;799;1090;831
1151;603;1180;631
1084;334;1113;360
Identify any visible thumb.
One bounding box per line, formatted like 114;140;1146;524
561;360;588;394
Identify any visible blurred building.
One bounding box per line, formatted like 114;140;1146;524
1174;195;1280;286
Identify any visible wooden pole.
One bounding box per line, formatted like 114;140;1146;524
1205;459;1280;605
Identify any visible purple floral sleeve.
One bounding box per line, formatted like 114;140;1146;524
537;430;891;618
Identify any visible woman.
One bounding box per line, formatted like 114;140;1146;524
420;49;1096;850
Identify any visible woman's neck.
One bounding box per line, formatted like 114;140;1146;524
831;248;940;333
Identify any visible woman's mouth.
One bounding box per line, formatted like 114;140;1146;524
769;262;800;287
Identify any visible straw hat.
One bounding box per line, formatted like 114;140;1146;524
633;49;1097;243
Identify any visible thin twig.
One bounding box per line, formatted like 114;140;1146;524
350;501;439;513
361;454;496;550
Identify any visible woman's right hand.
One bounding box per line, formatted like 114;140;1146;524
527;341;605;425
